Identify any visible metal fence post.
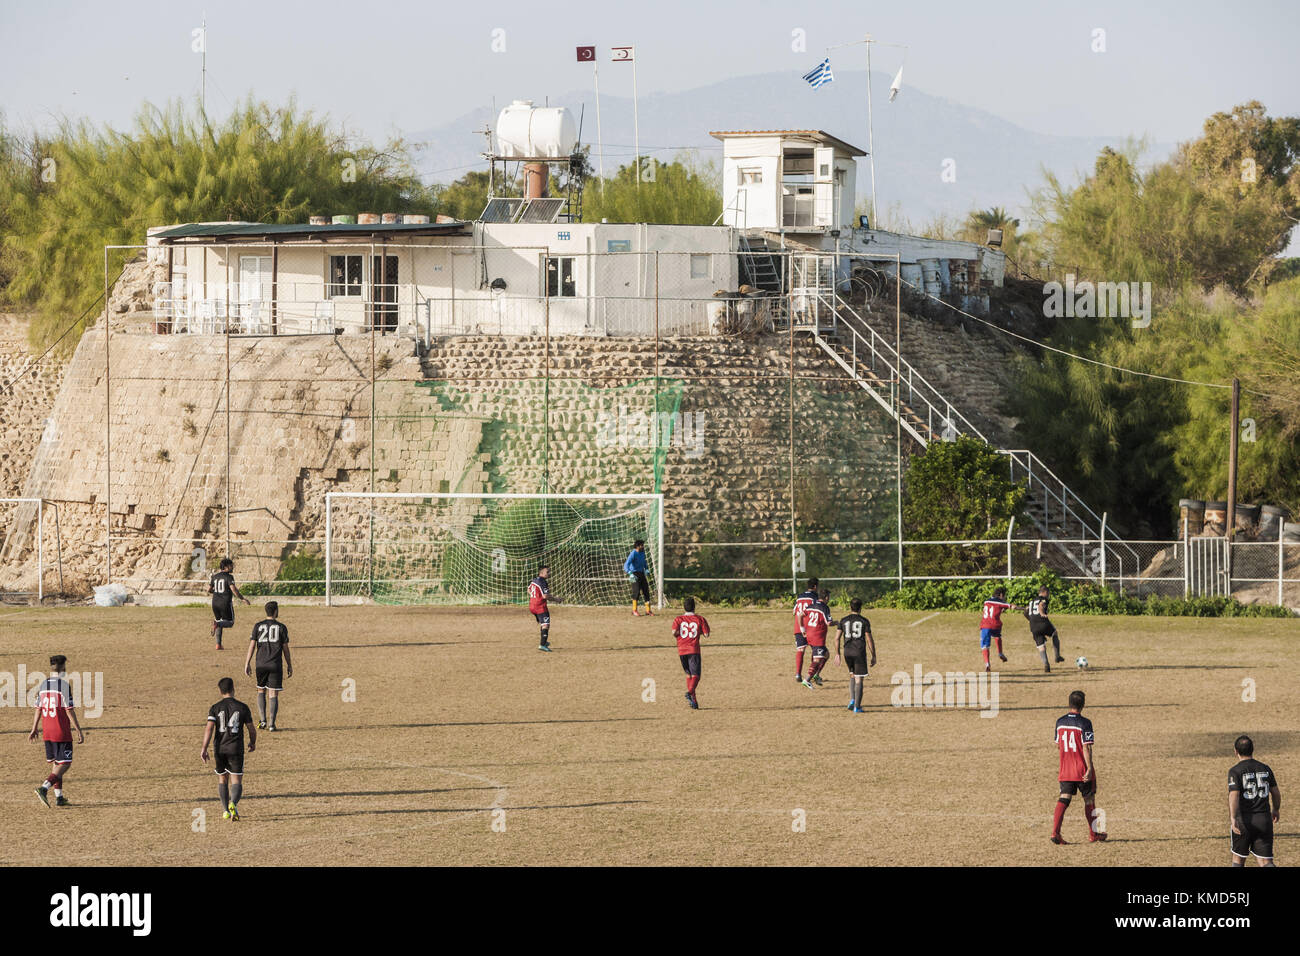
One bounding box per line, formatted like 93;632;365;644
1005;517;1014;579
1183;523;1190;599
1279;520;1285;607
1100;512;1107;587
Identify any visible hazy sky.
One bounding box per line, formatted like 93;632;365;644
3;0;1297;149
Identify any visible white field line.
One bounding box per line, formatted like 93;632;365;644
909;612;941;627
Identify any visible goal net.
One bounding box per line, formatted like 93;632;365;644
324;492;664;607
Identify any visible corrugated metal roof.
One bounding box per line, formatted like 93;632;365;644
708;129;867;156
152;221;471;242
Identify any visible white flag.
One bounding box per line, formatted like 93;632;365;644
889;65;904;102
611;46;634;62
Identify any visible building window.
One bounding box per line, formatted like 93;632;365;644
546;256;576;298
738;167;763;186
328;255;362;297
690;254;711;280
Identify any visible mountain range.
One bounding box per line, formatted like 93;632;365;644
409;69;1175;229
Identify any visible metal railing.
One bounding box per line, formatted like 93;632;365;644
807;291;1142;568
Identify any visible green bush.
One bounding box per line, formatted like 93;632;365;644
874;572;1293;617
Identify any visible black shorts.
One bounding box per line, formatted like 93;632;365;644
844;650;869;676
44;741;73;765
256;664;283;690
214;751;245;775
630;572;650;600
1059;778;1097;799
808;643;829;659
1231;813;1274;860
1031;624;1057;646
534;611;550;627
794;632;808;648
679;653;701;677
213;604;234;627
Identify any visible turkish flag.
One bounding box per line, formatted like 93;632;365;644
576;46;595;61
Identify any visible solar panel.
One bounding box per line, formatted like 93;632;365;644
479;197;525;223
517;198;567;223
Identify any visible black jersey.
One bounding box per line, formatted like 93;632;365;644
1026;595;1052;630
207;698;253;755
210;571;236;606
838;613;871;655
1229;759;1278;816
251;618;289;667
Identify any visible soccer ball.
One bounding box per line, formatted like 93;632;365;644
1075;656;1089;670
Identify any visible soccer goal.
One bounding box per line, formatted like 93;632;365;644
324;492;664;608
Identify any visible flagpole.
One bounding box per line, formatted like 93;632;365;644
593;59;605;194
632;54;641;188
865;35;877;227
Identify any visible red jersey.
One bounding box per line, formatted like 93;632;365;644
1054;712;1095;782
527;576;549;614
802;601;832;646
38;676;75;743
672;613;709;655
980;599;1012;630
793;589;817;635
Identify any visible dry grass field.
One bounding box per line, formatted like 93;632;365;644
1;602;1296;866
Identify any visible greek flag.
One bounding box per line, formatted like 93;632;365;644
802;58;833;89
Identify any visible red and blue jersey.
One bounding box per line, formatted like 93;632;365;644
527;576;549;614
802;601;833;646
38;677;75;743
980;598;1012;631
1055;712;1095;782
793;589;818;635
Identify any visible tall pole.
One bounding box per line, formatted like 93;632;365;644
1227;377;1240;588
104;247;111;584
894;253;902;585
865;36;878;227
632;56;641;188
200;14;207;117
593;60;606;193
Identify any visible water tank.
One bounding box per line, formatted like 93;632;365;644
495;100;578;159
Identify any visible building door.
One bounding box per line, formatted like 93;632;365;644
370;255;399;332
238;256;272;332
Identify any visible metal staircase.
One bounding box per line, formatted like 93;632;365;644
737;234;783;293
805;290;1142;580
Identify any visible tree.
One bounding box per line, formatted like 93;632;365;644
903;436;1027;575
581;154;721;225
1;98;437;353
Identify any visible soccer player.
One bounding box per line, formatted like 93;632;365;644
528;565;560;652
625;539;654;617
800;588;835;689
244;601;292;731
208;557;250;651
835;598;876;713
1228;734;1281;867
1051;689;1107;844
201;677;256;821
672;596;710;709
979;586;1019;672
792;576;819;683
29;654;85;808
1025;586;1065;673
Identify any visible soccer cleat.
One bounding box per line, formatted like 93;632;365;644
258;721;267;730
851;706;866;714
222;809;231;820
1055;656;1066;664
1089;828;1108;843
267;725;277;732
55;796;70;807
35;787;50;808
848;701;855;710
984;663;991;672
215;643;223;650
801;678;815;689
632;609;641;617
795;674;804;683
645;608;654;616
1050;833;1067;845
686;693;699;710
1044;663;1051;673
998;653;1008;662
228;803;240;821
811;674;823;686
538;644;552;652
